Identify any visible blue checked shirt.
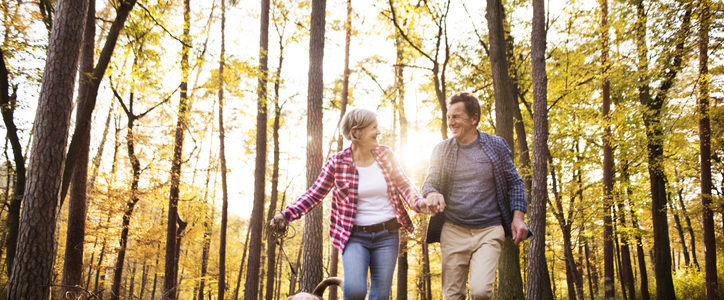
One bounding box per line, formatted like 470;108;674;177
422;130;528;241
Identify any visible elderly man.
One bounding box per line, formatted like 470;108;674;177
420;92;530;300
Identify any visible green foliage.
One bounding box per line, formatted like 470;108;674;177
673;262;724;299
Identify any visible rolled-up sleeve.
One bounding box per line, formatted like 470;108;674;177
282;157;336;221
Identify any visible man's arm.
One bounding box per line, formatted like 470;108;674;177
498;138;527;214
497;137;529;243
421;143;446;213
421;143;444;197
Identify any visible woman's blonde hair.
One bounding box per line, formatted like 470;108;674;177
341;108;377;142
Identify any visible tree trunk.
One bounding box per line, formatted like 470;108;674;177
549;154;584;300
395;23;408;300
486;1;525;298
676;188;699;269
635;0;691;297
233;223;251;300
505;19;532;201
218;0;229;297
59;0;137;204
616;200;637;300
300;0;326;292
623;163;650;300
329;1;351;296
612;206;628;300
59;0;94;297
600;1;615;298
163;0;191;298
198;153;214;300
265;36;284;300
583;229;596;300
525;0;553;299
110;83;153;300
669;194;690;267
244;0;270;298
140;262;148;299
422;241;432;299
88;104;114;191
0;46;26;280
698;0;718;298
151;247;160;300
6;0;88;297
290;238;304;294
128;262;137;298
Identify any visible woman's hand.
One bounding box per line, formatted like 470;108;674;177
270;214;288;229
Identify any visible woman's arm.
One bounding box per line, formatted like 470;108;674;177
280;157;336;221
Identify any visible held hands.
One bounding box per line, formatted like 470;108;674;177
420;192;446;214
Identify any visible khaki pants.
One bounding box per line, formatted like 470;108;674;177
440;222;504;300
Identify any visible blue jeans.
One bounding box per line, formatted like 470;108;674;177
342;228;399;300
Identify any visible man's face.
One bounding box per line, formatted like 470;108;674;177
446;102;477;141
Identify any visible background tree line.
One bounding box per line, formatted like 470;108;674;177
0;0;721;299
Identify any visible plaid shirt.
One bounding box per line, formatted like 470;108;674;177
422;130;528;242
281;145;423;252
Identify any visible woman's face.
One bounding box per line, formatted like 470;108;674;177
353;119;380;148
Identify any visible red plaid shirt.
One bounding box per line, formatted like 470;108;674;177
281;145;423;252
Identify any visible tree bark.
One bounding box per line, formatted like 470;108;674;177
330;1;351;296
163;0;191;298
139;262;148;299
266;16;287;297
60;1;95;296
616;200;637;300
623;163;650;300
218;0;229;297
669;193;690;267
549;157;583;300
635;1;691;298
59;0;137;204
422;241;432;299
486;1;526;298
6;0;88;297
290;238;304;294
583;226;596;300
244;0;270;298
0;47;25;279
300;0;326;292
394;30;409;300
128;261;137;298
600;1;616;298
198;151;214;300
698;0;718;298
676;188;699;269
525;0;553;299
233;223;251;300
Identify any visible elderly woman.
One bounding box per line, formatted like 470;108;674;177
271;108;425;300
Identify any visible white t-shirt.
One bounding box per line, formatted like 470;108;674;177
355;161;396;226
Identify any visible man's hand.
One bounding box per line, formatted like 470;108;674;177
418;200;432;214
425;192;446;214
511;210;528;245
